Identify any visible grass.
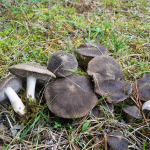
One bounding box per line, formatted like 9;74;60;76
0;0;150;149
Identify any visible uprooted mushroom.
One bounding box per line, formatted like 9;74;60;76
0;76;26;116
44;73;98;118
9;62;56;101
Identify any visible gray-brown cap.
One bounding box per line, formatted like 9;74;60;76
47;52;78;77
107;131;128;150
9;62;56;82
135;73;150;101
76;42;107;68
123;105;143;119
0;76;26;115
44;74;98;118
9;62;56;100
0;76;22;102
76;42;107;57
93;78;132;103
87;55;124;80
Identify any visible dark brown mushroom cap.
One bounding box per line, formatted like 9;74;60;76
107;131;128;150
76;42;107;57
123;105;143;119
87;55;124;80
93;78;132;103
44;74;98;118
47;52;78;77
135;73;150;101
9;62;56;83
0;76;22;102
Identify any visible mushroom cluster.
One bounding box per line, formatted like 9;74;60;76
1;42;149;124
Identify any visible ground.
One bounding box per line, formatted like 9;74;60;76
0;0;150;149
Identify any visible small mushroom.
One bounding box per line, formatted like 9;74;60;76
90;105;105;118
107;131;128;150
0;76;25;116
135;73;150;101
93;76;132;103
44;74;97;118
76;42;107;67
142;100;150;111
87;55;124;80
47;52;78;77
9;62;56;100
123;105;143;123
90;102;114;118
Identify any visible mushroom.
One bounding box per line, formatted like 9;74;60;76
90;102;114;118
75;42;107;68
142;100;150;111
93;75;132;103
134;73;150;101
47;52;78;77
90;105;105;118
9;62;56;100
107;131;128;150
0;76;25;116
87;55;124;80
44;73;98;118
123;105;143;123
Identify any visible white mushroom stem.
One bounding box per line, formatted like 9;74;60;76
4;86;26;116
142;100;150;111
27;76;37;100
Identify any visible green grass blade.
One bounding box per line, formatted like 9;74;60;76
39;110;51;124
18;114;41;143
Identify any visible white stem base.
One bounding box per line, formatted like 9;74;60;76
27;76;37;101
5;87;26;116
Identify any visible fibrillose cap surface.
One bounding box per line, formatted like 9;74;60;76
123;105;143;119
93;79;132;103
9;62;56;83
44;74;98;118
87;55;124;80
47;52;78;77
76;42;107;57
135;73;150;101
0;76;22;102
107;131;128;150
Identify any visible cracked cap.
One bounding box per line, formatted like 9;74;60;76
93;78;132;103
